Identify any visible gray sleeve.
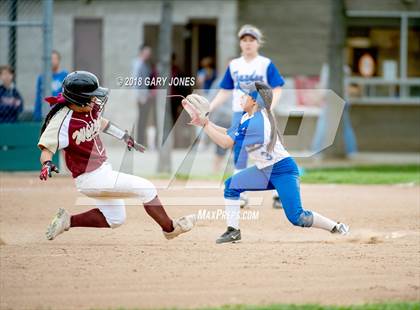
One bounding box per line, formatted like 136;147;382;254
137;63;152;90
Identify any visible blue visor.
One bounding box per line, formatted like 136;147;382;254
238;82;266;108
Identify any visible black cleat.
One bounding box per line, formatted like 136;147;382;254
216;226;241;244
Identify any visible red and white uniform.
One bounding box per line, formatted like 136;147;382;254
38;106;157;228
39;107;106;178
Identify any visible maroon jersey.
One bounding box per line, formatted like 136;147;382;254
38;106;107;178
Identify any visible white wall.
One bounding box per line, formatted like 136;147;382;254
2;0;238;114
54;0;237;92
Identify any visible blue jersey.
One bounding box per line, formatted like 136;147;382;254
33;70;68;121
227;110;289;169
220;55;284;112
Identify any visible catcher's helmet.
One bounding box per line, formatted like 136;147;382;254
62;71;109;107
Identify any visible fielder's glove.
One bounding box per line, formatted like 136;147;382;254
182;94;210;127
123;131;146;152
39;160;59;181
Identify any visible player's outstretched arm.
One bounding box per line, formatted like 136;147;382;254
210;123;228;134
203;121;234;149
39;147;53;164
100;118;110;131
39;147;59;181
102;118;146;152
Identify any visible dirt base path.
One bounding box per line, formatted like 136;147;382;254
1;174;419;309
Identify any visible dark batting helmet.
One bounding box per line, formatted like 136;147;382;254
62;71;109;107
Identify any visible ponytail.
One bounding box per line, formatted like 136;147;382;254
40;103;67;137
265;108;278;153
255;81;283;153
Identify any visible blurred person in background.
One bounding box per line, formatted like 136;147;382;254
207;73;232;172
197;57;216;95
132;44;154;146
209;24;285;207
33;50;68;121
0;65;24;123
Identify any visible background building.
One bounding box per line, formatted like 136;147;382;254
0;0;419;171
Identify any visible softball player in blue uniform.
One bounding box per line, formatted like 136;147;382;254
209;25;284;208
200;81;349;243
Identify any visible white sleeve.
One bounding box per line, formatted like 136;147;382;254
38;107;72;153
58;110;72;150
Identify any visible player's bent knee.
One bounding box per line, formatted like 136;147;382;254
144;188;157;204
108;220;125;229
107;213;126;229
224;177;241;199
97;200;126;229
138;179;157;203
291;210;313;227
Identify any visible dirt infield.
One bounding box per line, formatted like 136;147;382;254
1;174;419;310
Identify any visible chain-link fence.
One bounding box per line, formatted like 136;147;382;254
0;0;56;171
0;0;53;123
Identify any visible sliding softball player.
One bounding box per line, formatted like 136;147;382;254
182;82;349;244
209;24;283;208
38;71;196;241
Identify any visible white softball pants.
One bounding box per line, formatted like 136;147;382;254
75;162;157;228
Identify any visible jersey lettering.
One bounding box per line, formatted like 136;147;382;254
72;118;101;145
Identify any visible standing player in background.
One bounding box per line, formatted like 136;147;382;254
209;25;283;208
38;71;196;241
183;82;349;243
33;50;68;121
207;66;232;172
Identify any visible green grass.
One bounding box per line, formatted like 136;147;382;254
300;165;420;185
152;165;420;185
97;302;420;310
198;303;420;310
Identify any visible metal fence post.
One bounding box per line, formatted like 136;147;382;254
42;0;53;119
157;0;173;173
7;0;17;75
400;14;408;98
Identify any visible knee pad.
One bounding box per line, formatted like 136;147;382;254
223;177;241;199
295;210;313;227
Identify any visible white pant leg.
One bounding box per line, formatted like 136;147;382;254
95;199;126;229
76;162;157;203
111;171;157;203
75;163;157;228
